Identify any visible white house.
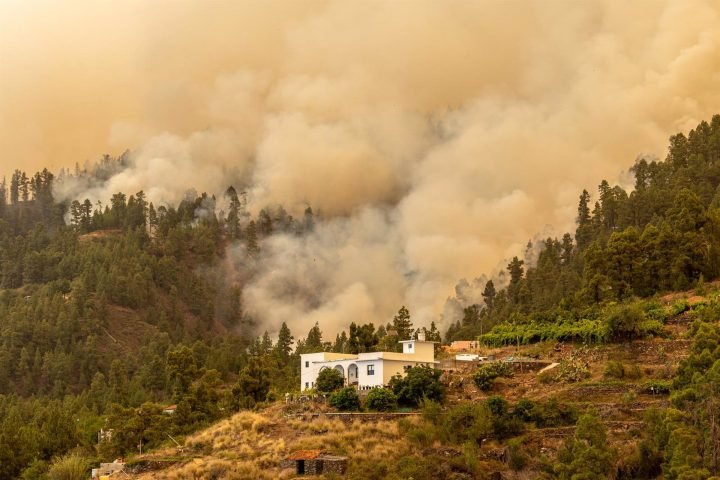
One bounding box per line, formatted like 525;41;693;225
300;333;438;391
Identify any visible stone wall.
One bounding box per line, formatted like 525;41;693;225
305;459;321;475
322;458;348;474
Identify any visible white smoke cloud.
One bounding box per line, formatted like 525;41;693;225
2;0;720;335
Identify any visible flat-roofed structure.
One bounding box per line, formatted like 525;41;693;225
300;333;437;391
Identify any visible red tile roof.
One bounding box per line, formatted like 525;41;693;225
287;450;323;460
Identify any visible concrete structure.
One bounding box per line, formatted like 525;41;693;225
455;353;488;362
300;334;437;391
281;450;348;475
91;461;125;479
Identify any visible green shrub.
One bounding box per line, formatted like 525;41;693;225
399;418;437;447
486;395;509;416
316;368;345;394
487;396;525;439
389;366;444;407
47;455;88;480
514;398;535;422
604;360;625;379
365;388;398;412
329;387;361;411
20;460;49;480
530;398;578;428
643;301;670;323
625;364;643;380
420;398;443;425
473;362;513;391
606;304;646;340
460;442;480;475
440;403;492;444
670;299;690;316
604;361;642;380
554;359;590;383
507;437;529;471
554;413;615;479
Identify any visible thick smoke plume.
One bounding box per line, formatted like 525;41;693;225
1;0;719;334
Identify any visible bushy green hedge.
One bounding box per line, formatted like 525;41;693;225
479;302;667;347
329;387;361;411
479;318;609;347
473;362;513;391
316;368;344;394
365;388;398;412
389;366;444;407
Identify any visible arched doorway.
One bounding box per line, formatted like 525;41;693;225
334;365;345;379
348;364;358;385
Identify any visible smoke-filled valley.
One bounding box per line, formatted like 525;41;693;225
3;0;718;336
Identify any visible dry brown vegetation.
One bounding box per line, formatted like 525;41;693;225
129;408;432;480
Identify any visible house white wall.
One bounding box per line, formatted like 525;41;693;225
300;353;356;391
299;340;438;391
356;359;385;388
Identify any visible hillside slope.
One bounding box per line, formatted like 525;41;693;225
114;289;712;479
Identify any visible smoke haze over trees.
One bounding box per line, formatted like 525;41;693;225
2;0;720;334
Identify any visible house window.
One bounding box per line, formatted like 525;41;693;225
367;365;375;375
305;382;309;389
305;361;309;368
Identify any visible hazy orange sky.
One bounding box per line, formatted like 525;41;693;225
1;0;719;331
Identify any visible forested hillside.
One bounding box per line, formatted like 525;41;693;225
0;165;327;478
2;116;720;478
447;114;720;344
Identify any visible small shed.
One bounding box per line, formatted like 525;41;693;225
448;340;479;352
281;450;348;475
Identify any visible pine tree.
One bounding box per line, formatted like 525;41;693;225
20;171;29;202
260;331;273;355
148;203;158;235
274;322;294;361
70;200;82;228
245;220;259;256
304;322;323;352
554;413;615;479
561;233;574;264
576;189;593;249
225;186;241;240
233;357;270;408
258;209;273;236
393;306;413;341
462;304;481;326
507;257;525;303
482;280;496;310
426;321;441;342
9;170;20;205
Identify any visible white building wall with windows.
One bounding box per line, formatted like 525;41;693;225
299;337;437;391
